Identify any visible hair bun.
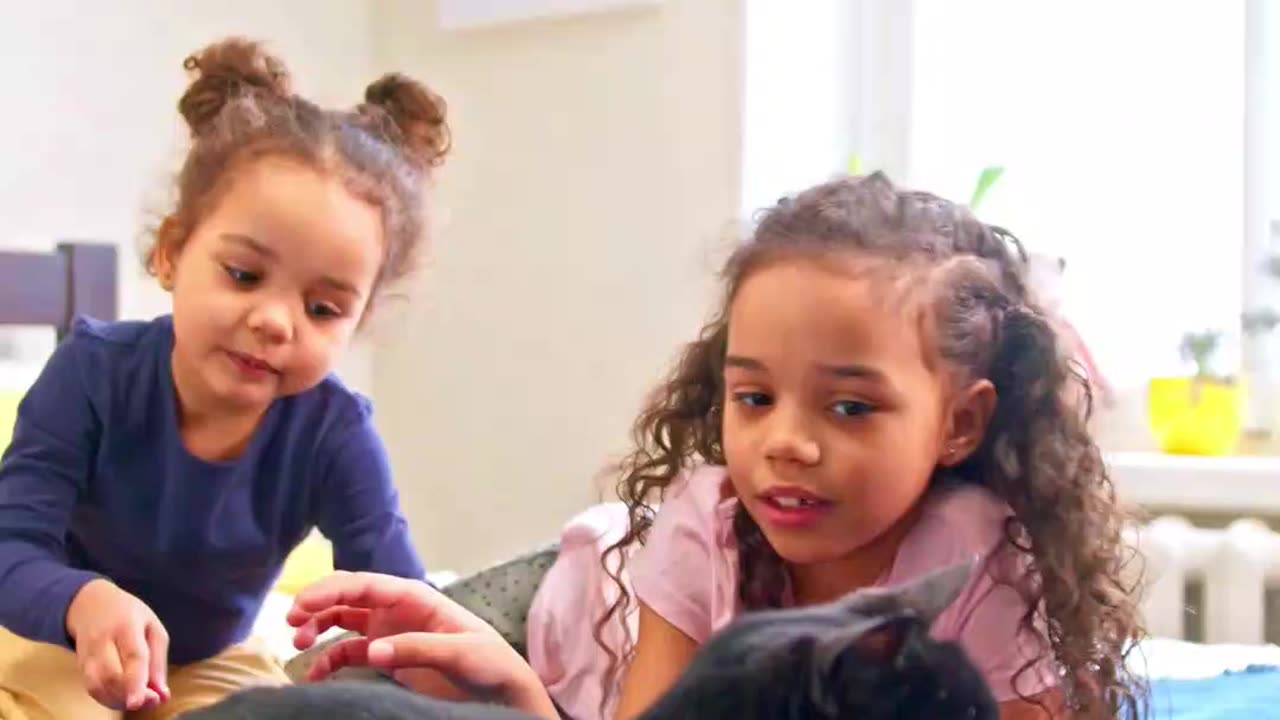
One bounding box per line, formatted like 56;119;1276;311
363;73;451;170
179;37;292;136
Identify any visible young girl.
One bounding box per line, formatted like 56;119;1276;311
279;174;1147;720
0;37;448;720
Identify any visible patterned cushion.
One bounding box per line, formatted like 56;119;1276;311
283;542;560;684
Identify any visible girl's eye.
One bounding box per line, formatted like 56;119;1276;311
224;265;259;285
307;302;343;319
732;392;773;408
831;400;875;418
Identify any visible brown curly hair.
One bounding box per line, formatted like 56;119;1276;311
146;37;450;312
597;173;1147;718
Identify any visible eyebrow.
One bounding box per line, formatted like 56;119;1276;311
319;276;361;297
724;355;887;382
816;363;887;382
724;355;766;371
221;233;276;258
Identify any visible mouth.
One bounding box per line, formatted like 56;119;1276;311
226;350;279;377
756;486;834;528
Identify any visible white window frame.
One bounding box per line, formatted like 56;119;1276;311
741;0;1271;446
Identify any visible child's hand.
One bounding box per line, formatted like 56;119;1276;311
288;571;557;719
65;579;171;711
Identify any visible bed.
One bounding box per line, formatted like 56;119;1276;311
2;244;1277;718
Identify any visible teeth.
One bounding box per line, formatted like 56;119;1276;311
774;497;816;509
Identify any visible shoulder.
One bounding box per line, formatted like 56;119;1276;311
652;464;736;541
60;315;169;367
895;483;1058;701
69;315;166;347
907;483;1013;560
630;464;738;643
40;315;172;394
284;373;377;445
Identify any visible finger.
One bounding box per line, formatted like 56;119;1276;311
366;633;475;672
83;638;126;709
146;620;170;699
293;607;371;649
306;636;371;682
292;573;487;634
116;623;150;710
134;688;162;711
290;572;420;617
366;634;509;699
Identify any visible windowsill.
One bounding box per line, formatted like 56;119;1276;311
1107;451;1280;515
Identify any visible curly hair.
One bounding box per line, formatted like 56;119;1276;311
596;173;1147;718
147;36;450;312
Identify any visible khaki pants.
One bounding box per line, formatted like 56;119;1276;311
0;626;289;720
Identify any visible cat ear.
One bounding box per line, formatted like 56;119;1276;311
814;613;919;672
894;557;976;627
847;614;915;664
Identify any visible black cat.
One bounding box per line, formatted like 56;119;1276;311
185;560;997;720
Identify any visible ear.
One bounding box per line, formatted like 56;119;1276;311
151;219;182;292
849;614;914;664
938;379;996;467
894;557;976;627
815;614;917;672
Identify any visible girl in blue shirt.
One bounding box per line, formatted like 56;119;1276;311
0;36;447;720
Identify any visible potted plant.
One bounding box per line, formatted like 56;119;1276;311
1148;330;1245;455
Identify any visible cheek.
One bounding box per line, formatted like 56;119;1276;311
295;325;352;370
721;410;755;466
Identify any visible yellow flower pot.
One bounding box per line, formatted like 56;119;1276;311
1147;377;1244;456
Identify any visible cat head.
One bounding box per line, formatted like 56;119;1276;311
647;558;999;720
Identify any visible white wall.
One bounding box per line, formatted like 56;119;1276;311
2;0;746;574
370;0;744;572
0;0;380;393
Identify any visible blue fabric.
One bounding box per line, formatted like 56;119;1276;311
0;315;424;664
1149;666;1280;719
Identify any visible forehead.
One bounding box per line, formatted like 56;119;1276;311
211;157;384;285
726;257;934;377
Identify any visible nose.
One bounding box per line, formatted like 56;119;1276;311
762;401;821;466
247;300;294;344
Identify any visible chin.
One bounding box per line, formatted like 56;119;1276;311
761;532;855;567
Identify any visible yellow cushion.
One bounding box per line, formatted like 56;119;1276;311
275;533;334;596
0;389;21;454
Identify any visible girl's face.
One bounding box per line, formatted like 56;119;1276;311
155;157;383;415
722;256;982;572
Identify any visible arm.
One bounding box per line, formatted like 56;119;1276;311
0;335;103;647
614;602;699;720
313;413;425;579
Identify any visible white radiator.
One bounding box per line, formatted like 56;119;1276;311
1131;517;1280;645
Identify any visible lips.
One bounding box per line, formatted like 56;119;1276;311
226;350;279;377
756;486;834;529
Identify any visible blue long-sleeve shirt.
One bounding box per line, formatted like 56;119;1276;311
0;315;424;664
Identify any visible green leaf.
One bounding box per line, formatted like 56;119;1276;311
969;165;1005;209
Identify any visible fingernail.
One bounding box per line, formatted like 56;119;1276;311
367;640;391;664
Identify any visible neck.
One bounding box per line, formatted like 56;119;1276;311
787;501;923;606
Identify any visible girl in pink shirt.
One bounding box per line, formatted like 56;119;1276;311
279;174;1146;720
533;173;1146;720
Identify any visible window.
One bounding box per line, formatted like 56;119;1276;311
741;0;1268;447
